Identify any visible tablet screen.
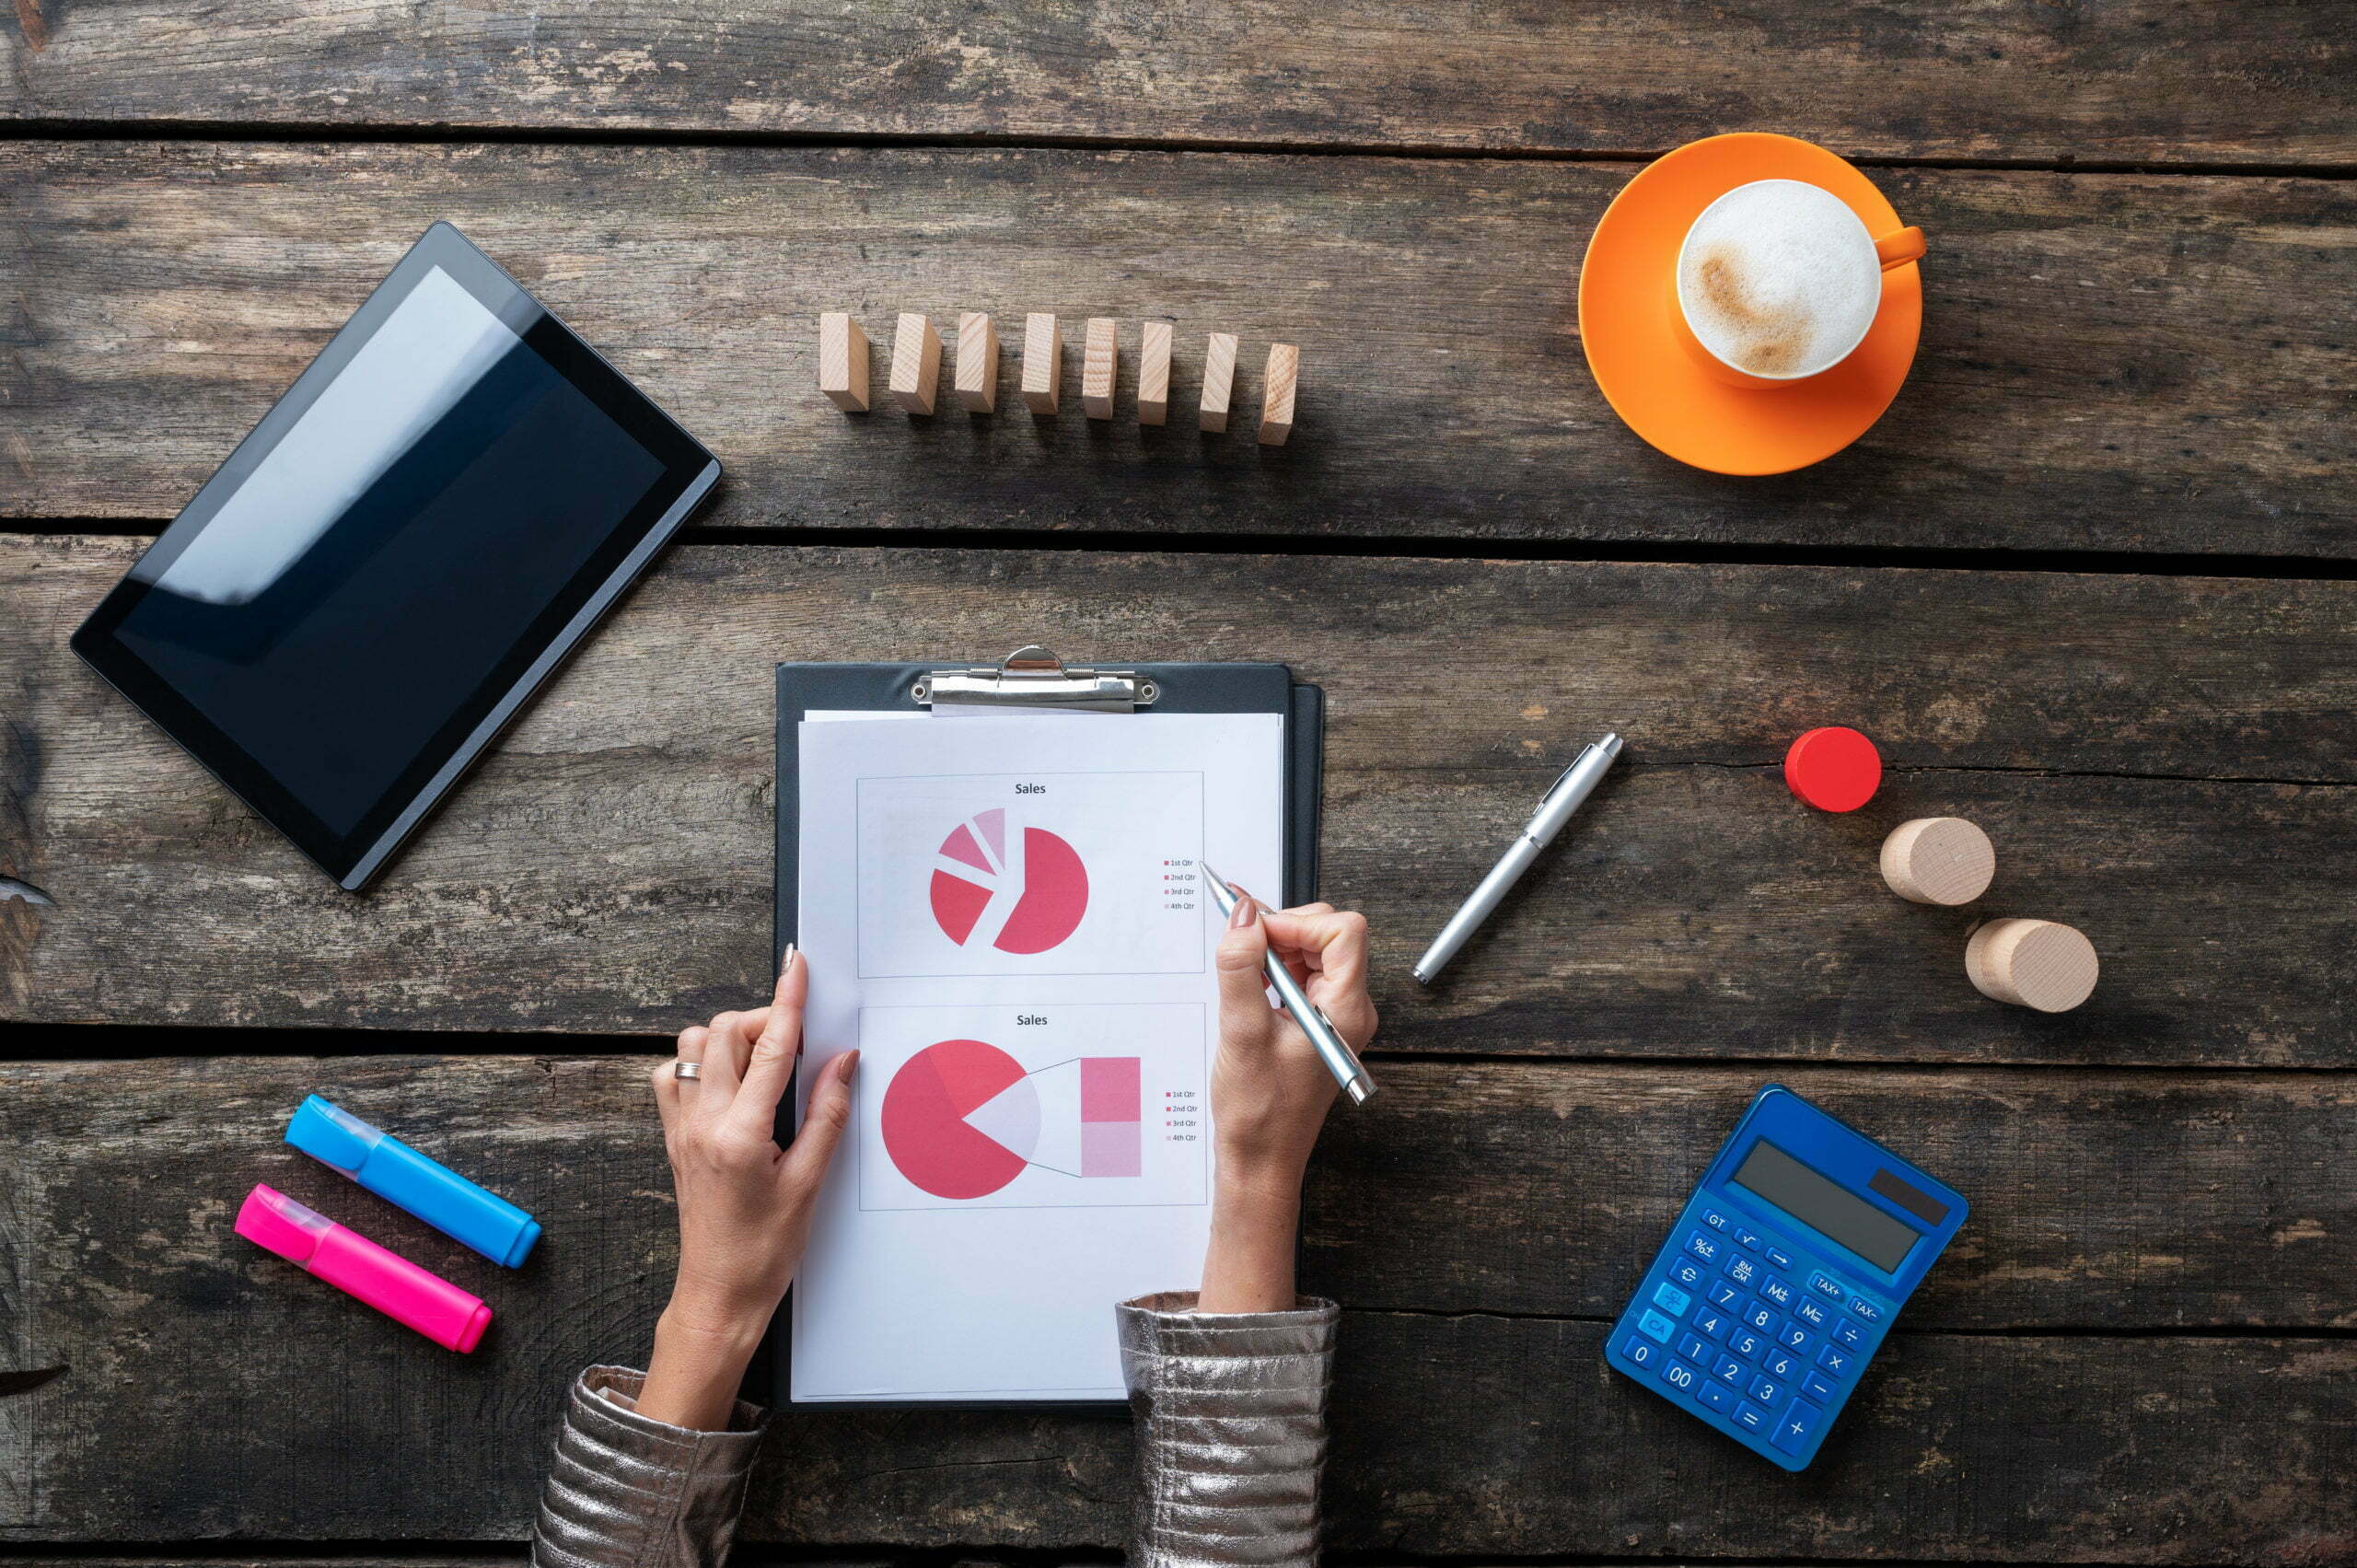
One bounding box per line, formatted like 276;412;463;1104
75;225;718;888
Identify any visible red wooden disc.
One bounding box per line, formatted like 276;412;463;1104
1785;726;1882;811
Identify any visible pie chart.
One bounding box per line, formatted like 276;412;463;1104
881;1040;1037;1200
929;807;1090;954
879;1041;1146;1201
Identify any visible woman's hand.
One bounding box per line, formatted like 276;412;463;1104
637;948;858;1429
1200;890;1376;1312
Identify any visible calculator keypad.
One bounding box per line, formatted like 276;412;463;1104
1612;1197;1899;1469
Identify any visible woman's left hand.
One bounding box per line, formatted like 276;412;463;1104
637;948;858;1428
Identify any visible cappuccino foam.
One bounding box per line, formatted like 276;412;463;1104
1678;180;1880;378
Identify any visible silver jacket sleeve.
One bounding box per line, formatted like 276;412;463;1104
1118;1292;1341;1568
529;1365;768;1568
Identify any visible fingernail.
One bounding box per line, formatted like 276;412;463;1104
1227;889;1259;930
837;1049;861;1080
781;942;798;975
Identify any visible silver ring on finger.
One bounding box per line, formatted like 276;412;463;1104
674;1060;703;1082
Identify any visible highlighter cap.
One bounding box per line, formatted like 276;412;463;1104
285;1095;385;1174
236;1183;334;1263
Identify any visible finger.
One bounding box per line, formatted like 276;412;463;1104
781;1048;860;1191
1261;907;1376;1043
694;1010;746;1101
728;947;807;1136
652;1027;699;1135
1214;889;1283;1055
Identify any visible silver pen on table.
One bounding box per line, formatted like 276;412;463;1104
1412;733;1623;985
1201;863;1376;1107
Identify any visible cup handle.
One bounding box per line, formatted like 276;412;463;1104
1875;226;1926;270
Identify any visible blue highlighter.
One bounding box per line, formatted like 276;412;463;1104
284;1096;540;1267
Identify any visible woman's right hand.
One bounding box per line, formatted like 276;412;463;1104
1199;888;1376;1311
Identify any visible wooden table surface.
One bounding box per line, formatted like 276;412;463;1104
4;3;2353;1561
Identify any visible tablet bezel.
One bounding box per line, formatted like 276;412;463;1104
72;222;721;890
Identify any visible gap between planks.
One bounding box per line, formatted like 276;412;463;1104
2;117;2354;180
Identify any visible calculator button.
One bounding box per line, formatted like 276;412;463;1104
1808;1272;1845;1302
1722;1254;1761;1289
1802;1370;1840;1403
1727;1328;1764;1362
1771;1397;1824;1456
1651;1282;1693;1318
1847;1295;1883;1324
1708;1281;1744;1311
1765;1246;1794;1271
1817;1344;1855;1377
1669;1258;1705;1290
1742;1300;1777;1332
1732;1226;1764;1252
1833;1318;1865;1349
1621;1335;1665;1370
1778;1322;1815;1355
1677;1332;1708;1364
1661;1357;1702;1394
1763;1349;1801;1380
1734;1400;1771;1434
1637;1309;1676;1343
1686;1230;1724;1264
1747;1373;1785;1406
1693;1308;1730;1341
1760;1275;1796;1308
1711;1353;1747;1387
1696;1380;1736;1414
1701;1209;1729;1231
1794;1297;1830;1329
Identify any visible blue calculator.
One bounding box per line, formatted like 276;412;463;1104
1606;1085;1967;1470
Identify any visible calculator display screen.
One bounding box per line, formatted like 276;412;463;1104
1731;1140;1921;1272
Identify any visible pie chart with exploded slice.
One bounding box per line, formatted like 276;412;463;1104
929;807;1090;954
880;1040;1039;1199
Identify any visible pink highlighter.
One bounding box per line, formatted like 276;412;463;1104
236;1183;492;1352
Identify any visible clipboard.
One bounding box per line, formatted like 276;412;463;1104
775;645;1325;958
765;645;1324;1408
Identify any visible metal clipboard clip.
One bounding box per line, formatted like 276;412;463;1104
913;645;1161;713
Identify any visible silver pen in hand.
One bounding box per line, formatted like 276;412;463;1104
1412;733;1622;985
1201;864;1376;1107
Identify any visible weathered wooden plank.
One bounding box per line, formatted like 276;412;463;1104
6;537;2354;1065
3;0;2350;167
0;1053;2345;1556
7;143;2352;558
1306;1064;2357;1329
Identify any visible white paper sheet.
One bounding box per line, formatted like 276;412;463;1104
788;711;1285;1401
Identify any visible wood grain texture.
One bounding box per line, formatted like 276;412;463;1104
1081;317;1117;420
6;537;2354;1064
818;311;870;412
1137;319;1171;426
7;143;2350;557
888;312;939;414
1258;342;1297;447
2;0;2350;166
1199;331;1237;434
1019;310;1060;414
0;1053;2345;1554
954;311;998;412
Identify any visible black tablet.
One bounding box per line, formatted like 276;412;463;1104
74;223;721;890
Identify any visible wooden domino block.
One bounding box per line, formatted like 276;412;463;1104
955;311;998;412
1022;312;1062;413
1259;343;1299;447
819;312;869;412
1879;818;1995;906
1965;918;2098;1013
1200;331;1237;433
889;312;941;414
1137;319;1172;425
1082;317;1118;419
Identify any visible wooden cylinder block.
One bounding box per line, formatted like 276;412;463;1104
1966;919;2098;1013
1880;817;1995;905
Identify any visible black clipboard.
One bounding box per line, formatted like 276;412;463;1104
765;646;1324;1408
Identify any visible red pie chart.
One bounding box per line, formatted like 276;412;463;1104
929;808;1089;954
881;1040;1038;1199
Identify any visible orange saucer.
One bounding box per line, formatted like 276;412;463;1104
1579;134;1922;475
